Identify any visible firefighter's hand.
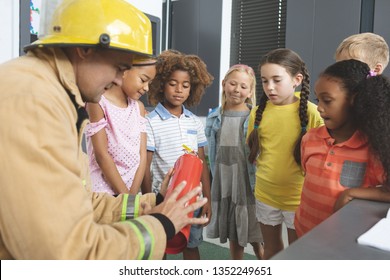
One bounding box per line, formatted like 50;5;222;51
143;181;208;234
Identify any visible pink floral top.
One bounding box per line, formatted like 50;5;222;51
85;95;146;195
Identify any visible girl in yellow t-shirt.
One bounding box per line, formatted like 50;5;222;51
247;48;323;259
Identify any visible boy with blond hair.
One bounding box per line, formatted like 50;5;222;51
335;32;389;74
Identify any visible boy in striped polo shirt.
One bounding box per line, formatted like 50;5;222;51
142;50;214;259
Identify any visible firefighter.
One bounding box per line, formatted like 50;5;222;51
0;0;208;260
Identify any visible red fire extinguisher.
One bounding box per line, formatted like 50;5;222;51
165;145;203;254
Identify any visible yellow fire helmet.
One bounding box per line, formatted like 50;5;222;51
24;0;153;57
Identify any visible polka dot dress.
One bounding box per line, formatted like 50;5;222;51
85;95;146;195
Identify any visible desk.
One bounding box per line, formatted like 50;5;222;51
272;199;390;259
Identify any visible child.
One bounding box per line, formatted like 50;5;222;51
142;49;214;260
294;59;390;237
85;57;156;195
246;48;323;259
334;32;389;75
205;64;264;260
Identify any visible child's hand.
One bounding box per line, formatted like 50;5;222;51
200;199;212;227
159;168;174;197
194;182;211;227
333;189;353;212
189;182;211;226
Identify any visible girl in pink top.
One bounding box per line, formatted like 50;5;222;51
86;57;157;195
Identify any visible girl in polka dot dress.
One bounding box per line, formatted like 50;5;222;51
86;57;156;195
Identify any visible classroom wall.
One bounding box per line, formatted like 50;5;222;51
2;0;388;83
0;1;19;63
373;0;390;77
170;0;223;116
286;0;390;86
285;0;361;90
128;0;162;19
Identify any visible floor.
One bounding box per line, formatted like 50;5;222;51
203;223;289;256
166;224;289;260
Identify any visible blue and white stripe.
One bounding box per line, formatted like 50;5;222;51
146;103;207;193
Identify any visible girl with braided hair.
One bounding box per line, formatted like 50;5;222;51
295;59;390;238
247;48;323;259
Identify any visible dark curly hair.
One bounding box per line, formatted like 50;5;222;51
247;48;310;165
147;49;214;107
322;59;390;187
320;59;369;100
353;70;390;187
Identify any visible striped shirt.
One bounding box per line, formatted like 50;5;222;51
146;103;207;193
294;126;384;237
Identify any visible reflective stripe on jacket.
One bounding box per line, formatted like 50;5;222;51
0;48;166;259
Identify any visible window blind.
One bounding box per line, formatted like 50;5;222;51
230;0;287;101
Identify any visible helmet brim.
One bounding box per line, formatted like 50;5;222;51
24;40;154;58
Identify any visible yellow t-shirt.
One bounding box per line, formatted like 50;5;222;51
247;99;323;211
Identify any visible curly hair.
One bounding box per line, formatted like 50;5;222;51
353;71;390;186
247;48;310;165
321;59;390;187
147;49;214;107
320;59;370;100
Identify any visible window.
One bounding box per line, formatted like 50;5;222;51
230;0;287;100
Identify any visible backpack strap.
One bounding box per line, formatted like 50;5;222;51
65;90;89;132
66;90;89;153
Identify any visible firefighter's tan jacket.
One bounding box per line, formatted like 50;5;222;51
0;48;166;259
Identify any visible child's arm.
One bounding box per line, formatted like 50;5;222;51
198;147;212;225
87;103;129;194
204;114;216;177
129;102;147;195
334;186;390;212
141;151;154;194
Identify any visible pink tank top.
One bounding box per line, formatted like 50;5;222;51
85;95;146;194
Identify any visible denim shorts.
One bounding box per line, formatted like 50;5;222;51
187;207;203;248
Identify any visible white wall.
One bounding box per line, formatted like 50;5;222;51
127;0;163;54
219;0;232;104
0;0;19;63
127;0;162;19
